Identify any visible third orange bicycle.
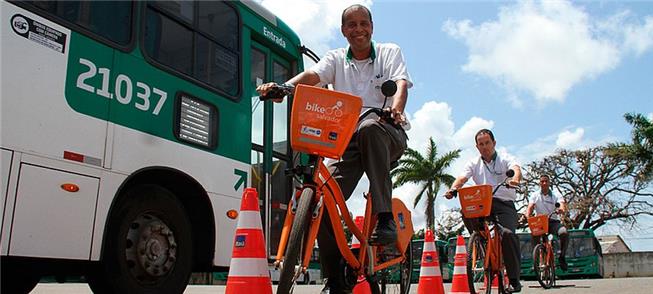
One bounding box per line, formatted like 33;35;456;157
527;203;561;289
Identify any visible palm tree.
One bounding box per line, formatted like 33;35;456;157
391;137;460;231
624;113;653;181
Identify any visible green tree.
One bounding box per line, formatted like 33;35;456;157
392;137;460;231
523;147;652;230
434;208;465;241
623;113;653;181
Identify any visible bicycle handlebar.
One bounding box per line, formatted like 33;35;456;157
259;83;294;101
360;107;401;129
448;169;516;198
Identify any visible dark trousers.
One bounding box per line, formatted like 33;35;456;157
531;219;569;259
317;115;407;288
463;198;521;281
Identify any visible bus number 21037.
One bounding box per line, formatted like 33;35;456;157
75;58;168;115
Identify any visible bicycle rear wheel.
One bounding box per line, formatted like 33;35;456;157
533;244;553;289
276;188;313;294
379;241;413;294
467;232;487;293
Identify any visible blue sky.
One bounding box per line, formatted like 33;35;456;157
259;0;653;251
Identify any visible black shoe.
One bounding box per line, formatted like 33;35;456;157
320;284;352;294
369;217;397;246
559;256;568;271
506;282;522;293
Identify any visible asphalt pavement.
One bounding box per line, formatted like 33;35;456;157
30;277;653;294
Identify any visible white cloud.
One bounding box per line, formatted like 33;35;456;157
648;112;653;121
514;127;619;165
259;0;373;57
555;127;585;149
443;0;653;105
407;101;456;152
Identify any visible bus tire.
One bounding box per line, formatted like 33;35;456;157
0;259;40;294
87;184;193;294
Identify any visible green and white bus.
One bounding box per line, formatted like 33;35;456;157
1;1;310;293
518;229;604;279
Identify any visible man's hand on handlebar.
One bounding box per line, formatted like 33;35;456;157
518;214;528;226
444;189;456;199
507;179;521;189
256;82;291;103
387;107;407;126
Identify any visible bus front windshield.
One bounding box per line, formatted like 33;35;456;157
566;238;597;258
518;234;534;260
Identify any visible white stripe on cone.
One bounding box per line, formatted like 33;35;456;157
419;265;441;277
453;265;467;275
228;258;270;277
236;211;263;230
422;242;436;252
351;235;360;247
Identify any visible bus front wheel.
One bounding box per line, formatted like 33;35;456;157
87;184;193;294
0;259;40;294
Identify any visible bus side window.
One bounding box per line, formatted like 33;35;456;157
144;7;193;76
144;1;240;97
25;1;132;45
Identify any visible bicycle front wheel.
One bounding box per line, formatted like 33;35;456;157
379;241;413;294
467;232;486;293
276;188;313;294
533;244;553;289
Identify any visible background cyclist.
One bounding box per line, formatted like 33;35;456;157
257;4;412;293
524;174;569;271
445;129;523;293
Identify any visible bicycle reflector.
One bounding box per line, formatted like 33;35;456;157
290;85;362;159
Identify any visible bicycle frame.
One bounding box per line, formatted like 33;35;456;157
475;218;504;273
275;155;408;278
529;211;558;289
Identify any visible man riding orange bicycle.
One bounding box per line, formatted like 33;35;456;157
445;129;523;293
524;174;569;272
257;4;412;293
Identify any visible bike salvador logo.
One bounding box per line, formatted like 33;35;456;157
305;100;344;122
463;189;481;201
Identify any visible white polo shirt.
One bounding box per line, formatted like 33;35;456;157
461;152;520;202
310;41;413;114
529;191;564;221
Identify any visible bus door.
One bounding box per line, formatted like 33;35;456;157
250;42;294;258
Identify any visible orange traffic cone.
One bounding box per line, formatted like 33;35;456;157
450;235;472;294
352;216;371;294
226;188;272;294
417;229;445;294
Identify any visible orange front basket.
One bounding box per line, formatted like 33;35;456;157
458;185;493;219
290;85;362;159
528;215;549;236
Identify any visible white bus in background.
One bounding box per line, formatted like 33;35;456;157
1;1;307;293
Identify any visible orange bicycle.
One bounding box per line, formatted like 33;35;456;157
261;81;414;294
527;203;560;289
450;170;515;294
